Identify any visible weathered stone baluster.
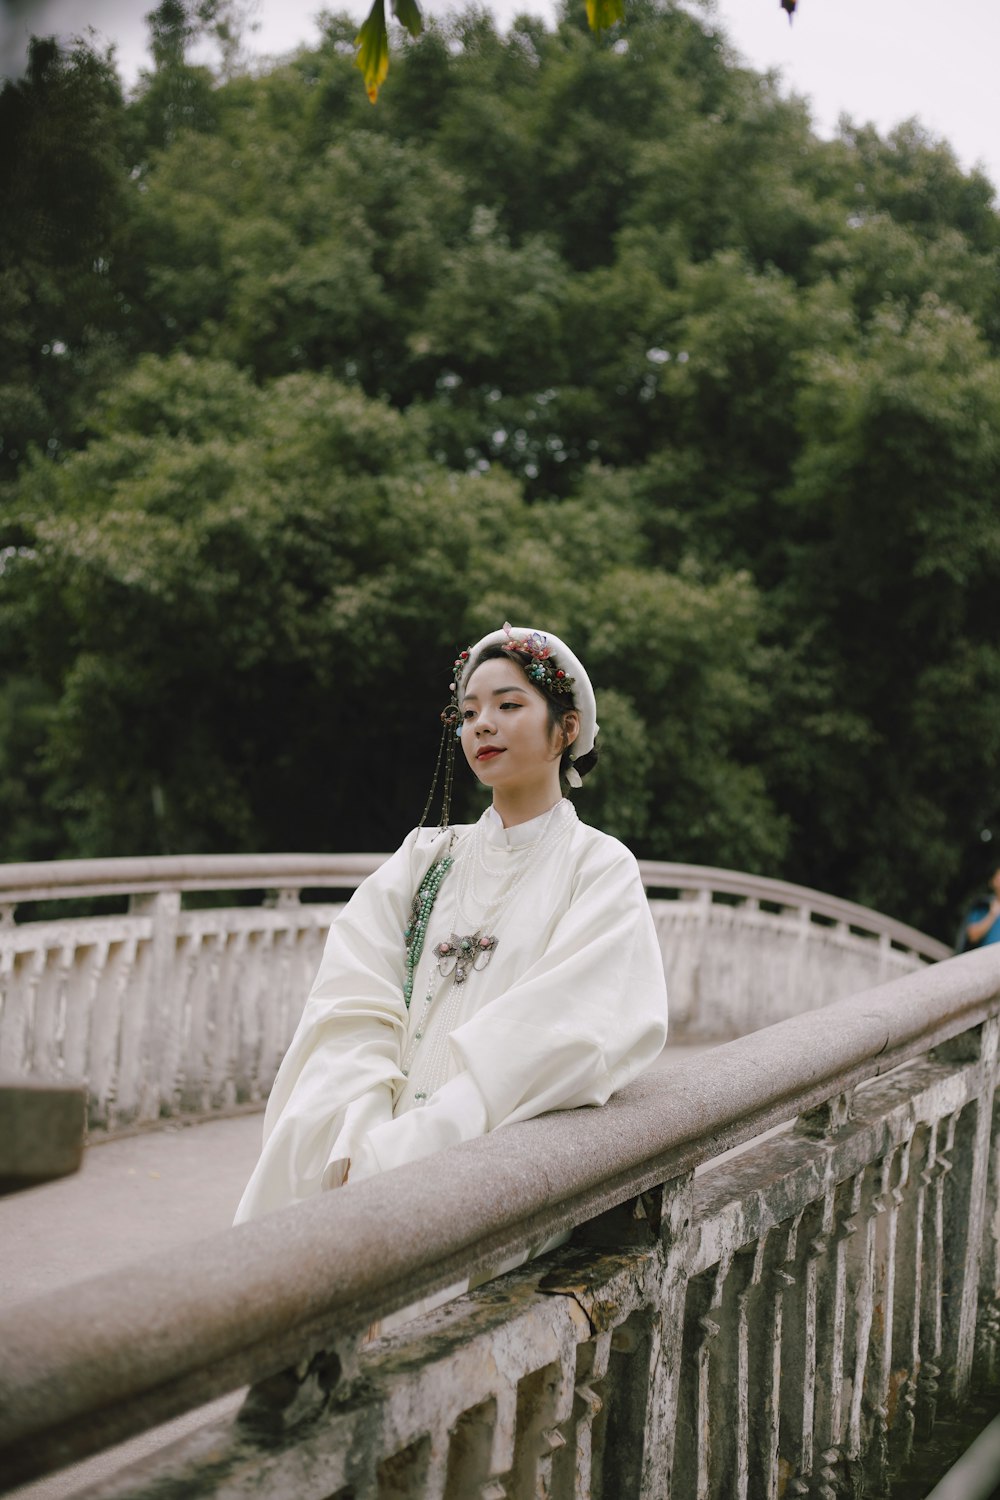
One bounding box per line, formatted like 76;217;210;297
745;1223;797;1500
441;1393;515;1500
915;1111;954;1440
0;944;20;1072
842;1158;888;1493
804;1172;862;1500
114;926;150;1121
934;1017;1000;1405
506;1359;572;1498
234;927;271;1104
775;1202;825;1498
86;938;115;1118
0;945;40;1075
179;929;215;1114
594;1173;693;1500
702;1237;776;1500
673;1250;732;1499
259;924;297;1100
974;1094;1000;1387
599;1176;692;1494
29;943;64;1079
860;1143;906;1491
156;896;187;1116
788;1090;857;1498
170;927;202;1115
888;1126;930;1477
562;1173;693;1498
89;938;138;1127
556;1333;610;1500
211;926;248;1110
129;890;182;1120
62;940;100;1101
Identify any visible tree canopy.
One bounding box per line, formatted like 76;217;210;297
2;0;998;940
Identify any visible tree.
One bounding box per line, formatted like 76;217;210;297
5;2;1000;941
3;351;782;866
0;35;130;482
770;296;1000;929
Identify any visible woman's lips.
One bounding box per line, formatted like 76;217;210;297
476;747;504;761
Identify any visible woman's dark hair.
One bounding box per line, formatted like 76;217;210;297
469;643;600;783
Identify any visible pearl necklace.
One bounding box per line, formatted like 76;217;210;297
400;800;575;1101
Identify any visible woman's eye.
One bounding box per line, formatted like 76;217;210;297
499;701;520;711
462;709;475;720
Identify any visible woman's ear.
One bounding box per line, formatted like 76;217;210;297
562;710;580;751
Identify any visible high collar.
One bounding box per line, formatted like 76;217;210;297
483;799;574;850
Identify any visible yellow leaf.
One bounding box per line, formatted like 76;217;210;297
585;0;625;30
355;0;389;103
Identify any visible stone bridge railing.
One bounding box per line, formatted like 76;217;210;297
0;854;948;1132
1;949;998;1498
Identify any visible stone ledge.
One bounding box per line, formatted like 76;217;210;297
0;1077;87;1195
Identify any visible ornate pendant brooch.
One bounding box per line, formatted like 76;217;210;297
434;931;498;984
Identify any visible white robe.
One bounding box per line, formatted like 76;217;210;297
234;801;668;1224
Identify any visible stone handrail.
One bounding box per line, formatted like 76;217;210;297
637;860;949;961
0;853;383;907
1;947;998;1496
0;853;950;1133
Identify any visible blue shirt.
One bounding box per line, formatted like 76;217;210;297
964;901;1000;947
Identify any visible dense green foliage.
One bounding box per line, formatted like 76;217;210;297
2;1;999;939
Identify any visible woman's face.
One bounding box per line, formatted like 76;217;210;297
460;657;577;792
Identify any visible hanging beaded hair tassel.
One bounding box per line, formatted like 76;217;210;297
417;702;460;831
418;643;474;831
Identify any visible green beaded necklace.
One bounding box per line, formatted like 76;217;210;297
403;854;454;1009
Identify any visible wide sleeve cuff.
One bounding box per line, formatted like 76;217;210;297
350;1070;489;1181
321;1084;395;1190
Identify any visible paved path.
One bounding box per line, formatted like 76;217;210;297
0;1112;263;1313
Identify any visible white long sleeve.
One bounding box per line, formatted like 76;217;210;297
234;827;442;1221
235;807;668;1222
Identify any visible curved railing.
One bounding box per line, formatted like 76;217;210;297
0;854;950;1132
2;948;998;1497
0;853;953;959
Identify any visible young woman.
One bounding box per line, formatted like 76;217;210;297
235;623;668;1224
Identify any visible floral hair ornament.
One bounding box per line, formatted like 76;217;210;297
454;622;599;788
499;622;576;698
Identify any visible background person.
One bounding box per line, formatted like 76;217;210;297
961;862;1000;950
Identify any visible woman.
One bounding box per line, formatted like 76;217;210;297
234;623;668;1224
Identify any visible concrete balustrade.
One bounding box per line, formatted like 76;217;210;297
1;948;998;1497
0;854;949;1132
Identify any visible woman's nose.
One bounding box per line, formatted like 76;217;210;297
475;711;496;735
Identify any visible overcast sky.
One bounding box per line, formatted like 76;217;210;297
3;0;998;193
